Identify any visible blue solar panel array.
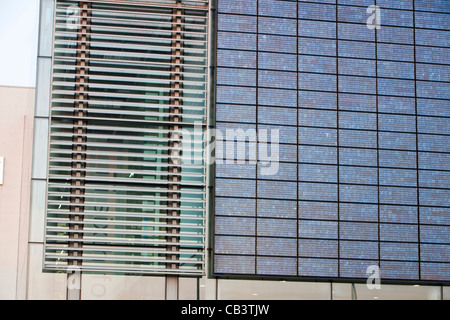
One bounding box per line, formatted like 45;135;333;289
213;0;450;283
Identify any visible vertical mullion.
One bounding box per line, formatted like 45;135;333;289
335;0;340;278
255;0;259;276
168;3;184;271
412;0;421;281
69;1;91;269
375;0;381;274
296;0;299;277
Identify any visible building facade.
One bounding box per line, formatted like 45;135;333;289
1;0;449;300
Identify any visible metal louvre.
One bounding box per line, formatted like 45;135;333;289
44;0;209;275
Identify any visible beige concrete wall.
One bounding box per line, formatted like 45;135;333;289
0;86;35;299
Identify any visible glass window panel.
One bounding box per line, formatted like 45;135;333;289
214;255;255;274
420;189;450;207
380;224;418;242
415;11;450;30
377;26;414;44
377;0;413;10
379;150;417;168
339;129;377;148
416;46;450;65
257;237;297;256
418;117;450;135
339;203;378;222
217;49;257;68
299;164;338;183
259;17;297;36
258;70;297;89
217;31;256;50
339;147;378;166
380;205;418;224
339;111;377;130
258;88;297;107
338;40;375;59
215;178;256;198
258;106;297;126
340;241;378;260
416;63;450;82
378;132;417;151
299;182;338;202
377;43;415;62
419;152;450;170
379;96;416;115
38;0;55;57
216;163;256;179
419;134;450;153
257;199;297;219
299;201;338;220
258;52;297;71
32;117;49;180
381;242;419;261
382;9;414;27
377;61;415;79
298;220;338;239
299;91;337;110
215;216;255;236
259;0;297;18
340;166;378;185
299;20;337;39
218;0;257;15
416;29;450;47
298;2;336;21
258;34;296;53
339;75;376;94
378;114;416;132
381;261;420;280
338;58;375;77
299;109;337;128
257;257;297;276
339;185;378;204
339;93;377;112
298;258;338;277
257;218;297;238
379;186;418;205
258;162;297;181
421;263;450;282
299;55;337;74
338;22;375;41
217;68;256;86
299;37;337;57
215;197;255;217
258;180;297;200
215;236;255;255
217;85;256;105
299;127;337;146
379;168;417;187
218;14;257;33
421;225;450;244
419;170;450;189
421;244;450;263
378;78;416;97
299;73;337;92
298;239;338;258
35;57;51;117
340;222;378;241
216;104;256;123
417;81;450;100
420;207;450;226
339;260;378;279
